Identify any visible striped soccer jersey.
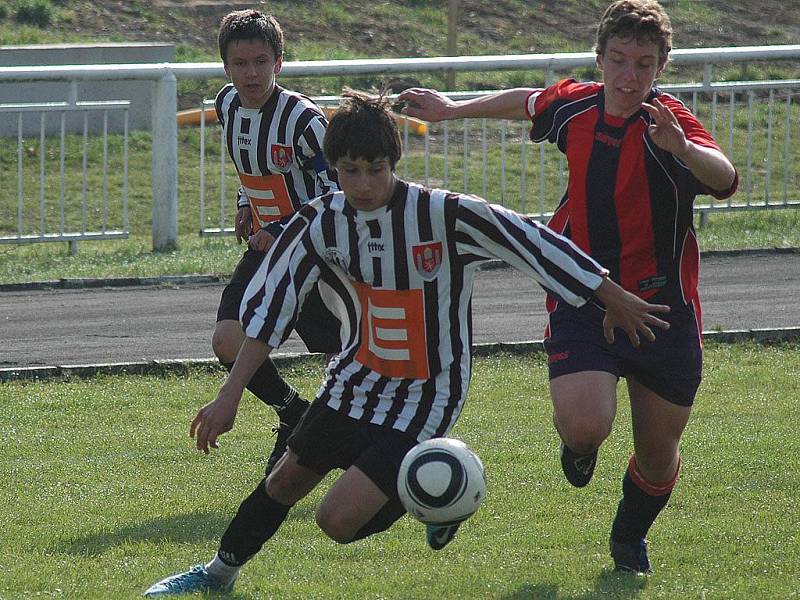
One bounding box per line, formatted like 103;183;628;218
215;83;338;230
241;180;608;442
526;79;737;315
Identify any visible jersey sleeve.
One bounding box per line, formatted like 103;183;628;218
295;113;339;197
529;79;599;145
453;194;608;306
240;204;322;348
658;92;739;200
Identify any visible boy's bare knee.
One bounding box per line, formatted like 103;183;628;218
315;505;356;544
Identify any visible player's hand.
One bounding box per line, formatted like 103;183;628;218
235;206;253;244
247;228;276;252
642;97;689;156
396;87;456;122
594;277;671;348
190;387;241;454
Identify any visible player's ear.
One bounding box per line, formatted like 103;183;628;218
595;53;604;72
274;56;283;75
223;62;231;79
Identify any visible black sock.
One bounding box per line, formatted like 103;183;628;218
610;470;672;543
217;478;292;567
276;393;310;428
349;498;407;542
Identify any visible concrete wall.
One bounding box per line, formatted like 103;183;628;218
0;43;175;137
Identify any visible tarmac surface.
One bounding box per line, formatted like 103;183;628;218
2;249;799;377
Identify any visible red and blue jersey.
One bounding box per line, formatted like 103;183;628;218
526;79;738;327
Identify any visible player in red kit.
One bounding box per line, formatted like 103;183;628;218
400;0;737;574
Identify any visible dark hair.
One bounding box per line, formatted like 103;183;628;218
596;0;672;65
218;9;284;63
323;89;402;168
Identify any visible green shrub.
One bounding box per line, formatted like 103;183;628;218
14;0;52;27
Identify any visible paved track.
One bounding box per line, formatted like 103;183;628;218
2;250;799;370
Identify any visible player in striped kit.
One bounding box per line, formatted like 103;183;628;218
211;9;341;476
399;0;738;575
144;90;671;596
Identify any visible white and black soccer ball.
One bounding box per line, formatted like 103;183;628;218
397;437;486;525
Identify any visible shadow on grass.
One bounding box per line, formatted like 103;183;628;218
55;505;316;556
501;568;647;599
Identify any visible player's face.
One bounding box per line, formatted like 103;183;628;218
224;39;282;109
335;156;396;212
597;36;665;118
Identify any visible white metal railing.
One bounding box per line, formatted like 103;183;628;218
0;100;130;253
197;80;799;234
1;45;799;247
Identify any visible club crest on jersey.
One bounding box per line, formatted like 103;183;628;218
324;247;349;272
412;241;443;280
271;144;294;170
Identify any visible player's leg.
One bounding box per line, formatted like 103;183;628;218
316;466;405;543
144;450;323;597
609;301;701;574
315;422;414;544
545;301;623;487
609;381;690;574
213;248;311;474
550;371;618;487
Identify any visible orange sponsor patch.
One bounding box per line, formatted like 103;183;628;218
352;281;429;379
238;173;295;230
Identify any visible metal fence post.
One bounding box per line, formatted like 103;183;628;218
151;68;178;250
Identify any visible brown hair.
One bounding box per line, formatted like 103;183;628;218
323;89;402;168
218;9;284;64
596;0;672;65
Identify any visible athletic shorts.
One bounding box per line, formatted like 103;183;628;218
287;399;418;500
216;248;342;354
543;299;703;407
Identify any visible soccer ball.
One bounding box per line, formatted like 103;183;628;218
397;437;486;525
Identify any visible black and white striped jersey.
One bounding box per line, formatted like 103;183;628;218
241;180;608;442
215;83;338;230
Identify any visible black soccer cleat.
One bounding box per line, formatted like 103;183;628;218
559;441;598;488
610;537;653;575
265;422;292;477
426;522;462;550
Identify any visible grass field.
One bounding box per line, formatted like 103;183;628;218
1;345;798;599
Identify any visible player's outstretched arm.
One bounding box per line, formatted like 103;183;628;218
593;276;671;348
190;337;273;453
397;87;534;122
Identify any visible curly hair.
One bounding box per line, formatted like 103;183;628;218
595;0;672;65
218;9;283;63
323;89;402;168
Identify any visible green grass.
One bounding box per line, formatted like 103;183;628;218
0;345;798;598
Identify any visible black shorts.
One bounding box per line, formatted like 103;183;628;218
544;299;703;407
287;400;418;500
216;248;342;354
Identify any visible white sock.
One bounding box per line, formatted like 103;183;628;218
205;554;240;586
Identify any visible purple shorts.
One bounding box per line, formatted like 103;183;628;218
544;300;702;407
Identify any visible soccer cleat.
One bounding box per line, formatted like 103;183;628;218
559;441;597;488
265;422;292;476
610;538;653;575
143;564;233;596
426;522;462;550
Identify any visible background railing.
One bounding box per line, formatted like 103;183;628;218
0;100;130;254
0;45;798;249
197;81;799;235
